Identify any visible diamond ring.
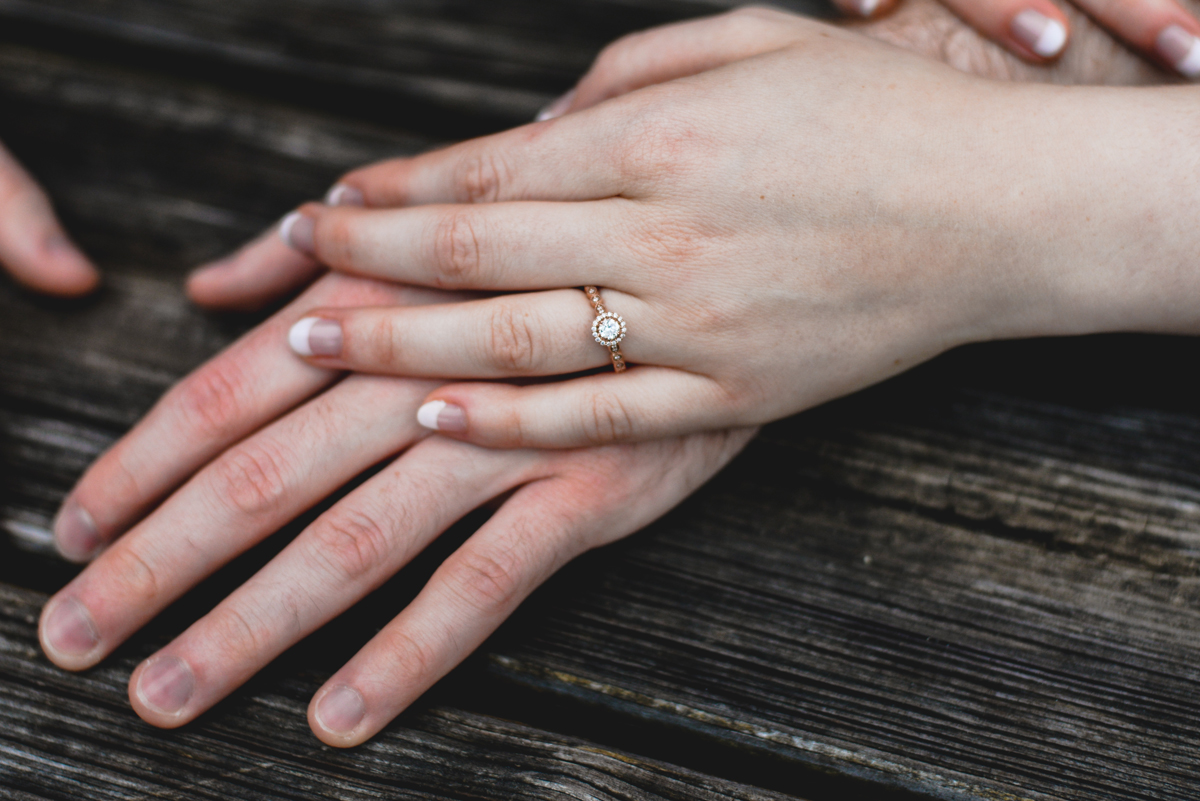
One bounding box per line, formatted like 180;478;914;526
584;286;627;372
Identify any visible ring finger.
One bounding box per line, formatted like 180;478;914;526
288;288;663;378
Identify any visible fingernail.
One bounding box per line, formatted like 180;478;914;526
417;400;467;432
137;655;195;716
324;184;365;207
848;0;880;17
53;498;101;562
288;317;343;357
43;597;100;657
315;685;366;734
1156;25;1200;78
1011;10;1067;58
535;89;576;122
280;211;315;255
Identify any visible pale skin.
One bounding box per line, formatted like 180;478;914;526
38;1;1195;747
278;10;1200;450
834;0;1200;77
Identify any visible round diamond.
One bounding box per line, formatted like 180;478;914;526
597;318;621;341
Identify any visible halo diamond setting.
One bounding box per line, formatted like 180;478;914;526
592;312;626;347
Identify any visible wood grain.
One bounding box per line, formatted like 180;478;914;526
3;2;1200;800
0;584;803;801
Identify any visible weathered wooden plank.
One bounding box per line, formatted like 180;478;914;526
0;0;829;135
0;583;804;801
4;6;1200;801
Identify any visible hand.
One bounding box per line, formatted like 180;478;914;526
836;0;1200;77
269;12;1200;449
0;140;99;296
183;1;1178;314
39;267;753;746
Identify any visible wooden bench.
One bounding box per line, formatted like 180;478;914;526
2;2;1198;799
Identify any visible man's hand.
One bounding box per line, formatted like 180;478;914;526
0;141;99;297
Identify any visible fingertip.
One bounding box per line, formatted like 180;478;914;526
309;684;371;748
1156;23;1200;78
1008;7;1069;61
39;595;103;671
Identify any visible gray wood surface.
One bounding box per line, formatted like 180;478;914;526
3;2;1200;800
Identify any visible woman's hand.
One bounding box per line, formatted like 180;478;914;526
272;12;1200;449
40;269;753;746
0;140;99;296
838;0;1200;77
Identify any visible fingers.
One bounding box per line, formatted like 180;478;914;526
39;374;437;672
51;274;416;563
308;427;758;746
124;435;537;729
0;142;100;297
935;0;1072;61
288;290;629;378
281;199;625;291
323;106;630;210
1069;0;1200;77
546;7;815;118
187;222;324;311
416;368;732;448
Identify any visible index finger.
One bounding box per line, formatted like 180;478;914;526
52;274;444;561
331;102;637;209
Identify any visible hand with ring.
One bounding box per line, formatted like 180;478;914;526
271;10;1200;450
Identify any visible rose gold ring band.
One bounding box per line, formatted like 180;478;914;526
584;286;627;373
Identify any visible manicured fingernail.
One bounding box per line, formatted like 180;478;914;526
53;498;101;562
137;655;195;715
316;685;366;734
280;211;315;255
1156;25;1200;78
1011;10;1067;58
417;400;467;432
324;184;365;207
43;597;100;657
536;89;576;122
288;317;343;357
848;0;880;17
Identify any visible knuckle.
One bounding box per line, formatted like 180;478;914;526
619;110;698;181
580;391;635;445
429;210;487;286
210;605;270;663
444;544;523;615
319;213;359;267
212;440;291;518
486;303;539;373
453;151;512;204
105;545;161;606
172;359;251;439
310;507;394;583
381;627;441;685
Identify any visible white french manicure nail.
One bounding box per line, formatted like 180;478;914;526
288;317;343;357
1011;10;1067;58
535;89;576;122
417;401;467;432
279;212;315;254
324;184;365;207
1157;25;1200;78
850;0;880;17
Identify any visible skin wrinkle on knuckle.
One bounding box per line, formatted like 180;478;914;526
444;542;525;617
580;391;636;445
172;358;252;440
430;209;487;286
104;543;162;608
486;303;539;373
209;603;273;664
309;506;395;585
378;626;441;689
212;439;292;518
453;150;512;204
